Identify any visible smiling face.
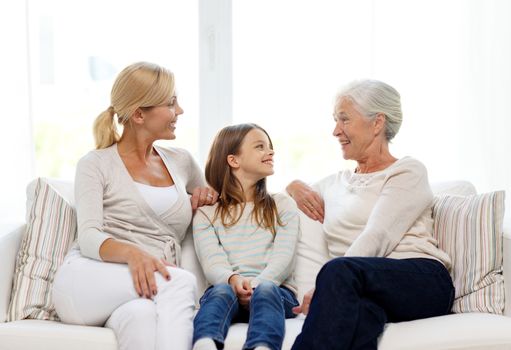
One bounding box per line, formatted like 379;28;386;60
332;98;384;161
140;95;184;140
230;128;275;184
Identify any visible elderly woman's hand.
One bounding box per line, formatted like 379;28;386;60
292;288;315;315
286;180;324;223
191;187;219;210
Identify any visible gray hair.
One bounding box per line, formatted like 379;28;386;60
335;79;402;141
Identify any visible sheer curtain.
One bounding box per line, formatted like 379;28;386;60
0;0;200;222
372;0;511;196
0;1;33;222
1;0;510;222
26;0;199;179
232;0;511;206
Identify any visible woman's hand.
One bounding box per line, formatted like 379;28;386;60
99;239;174;299
292;288;315;315
228;274;253;308
286;180;325;223
191;187;219;210
126;248;173;299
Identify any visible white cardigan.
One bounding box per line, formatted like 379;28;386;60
74;143;205;264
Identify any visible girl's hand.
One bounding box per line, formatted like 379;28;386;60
191;187;219;210
292;288;315;315
126;248;172;299
286;180;325;223
228;275;253;308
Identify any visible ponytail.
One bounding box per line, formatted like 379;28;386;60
92;62;175;149
93;106;120;149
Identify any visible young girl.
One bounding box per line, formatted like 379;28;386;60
192;124;300;350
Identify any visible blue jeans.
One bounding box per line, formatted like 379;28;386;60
193;281;299;350
292;257;455;350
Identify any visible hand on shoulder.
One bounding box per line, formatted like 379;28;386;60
286;180;324;223
190;187;219;210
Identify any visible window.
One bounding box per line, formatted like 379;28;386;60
232;0;371;190
28;0;199;179
231;0;511;197
3;0;509;217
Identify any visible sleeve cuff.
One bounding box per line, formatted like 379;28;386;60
78;231;111;261
214;270;236;285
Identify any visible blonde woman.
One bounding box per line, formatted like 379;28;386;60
52;62;217;350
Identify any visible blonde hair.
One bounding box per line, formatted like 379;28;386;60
93;62;175;149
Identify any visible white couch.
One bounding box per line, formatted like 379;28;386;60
1;179;511;350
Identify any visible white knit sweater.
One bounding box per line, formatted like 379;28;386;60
314;157;451;269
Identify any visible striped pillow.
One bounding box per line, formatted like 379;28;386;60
7;178;76;321
432;191;505;314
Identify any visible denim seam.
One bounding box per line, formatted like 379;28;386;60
216;294;238;341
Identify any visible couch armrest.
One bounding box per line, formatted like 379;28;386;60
0;222;25;323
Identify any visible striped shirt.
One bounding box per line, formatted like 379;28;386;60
193;193;300;295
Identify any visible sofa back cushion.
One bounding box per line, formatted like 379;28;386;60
9;178;505;318
293;212;329;302
430;180;477;196
8;178;76;321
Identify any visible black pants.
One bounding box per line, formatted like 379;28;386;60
292;257;455;350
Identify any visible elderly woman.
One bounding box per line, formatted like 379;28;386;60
287;80;454;350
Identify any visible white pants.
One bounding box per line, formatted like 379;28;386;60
52;250;197;350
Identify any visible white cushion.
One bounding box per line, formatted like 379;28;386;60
379;313;511;350
0;320;116;350
431;180;477;196
181;225;208;299
293;212;329;302
221;313;511;350
224;317;305;350
3;314;511;350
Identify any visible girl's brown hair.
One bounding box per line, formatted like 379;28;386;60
205;123;283;235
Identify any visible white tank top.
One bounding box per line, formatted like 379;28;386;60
134;182;178;216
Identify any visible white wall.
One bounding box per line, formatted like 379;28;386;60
382;0;511;213
0;1;34;222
